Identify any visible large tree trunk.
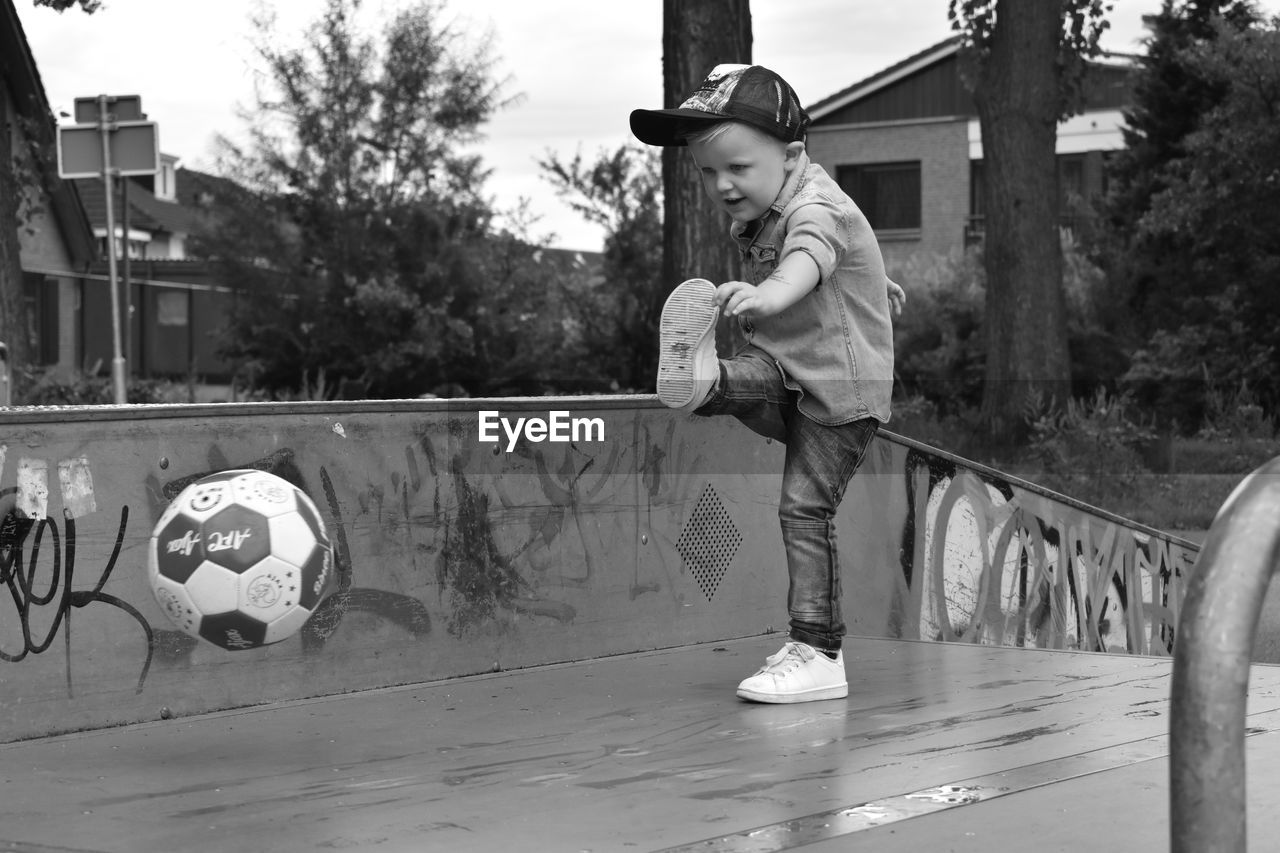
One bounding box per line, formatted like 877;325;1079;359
973;0;1071;442
660;0;751;356
0;84;33;373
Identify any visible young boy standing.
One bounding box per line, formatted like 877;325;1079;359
630;64;899;704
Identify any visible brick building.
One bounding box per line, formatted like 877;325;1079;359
804;37;1136;273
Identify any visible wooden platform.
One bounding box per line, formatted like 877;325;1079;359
4;635;1280;852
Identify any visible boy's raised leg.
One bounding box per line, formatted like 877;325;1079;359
657;278;720;412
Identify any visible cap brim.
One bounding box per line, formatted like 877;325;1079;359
629;108;725;146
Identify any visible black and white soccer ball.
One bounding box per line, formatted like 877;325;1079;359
149;469;335;651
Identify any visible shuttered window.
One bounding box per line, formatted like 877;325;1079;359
837;162;922;231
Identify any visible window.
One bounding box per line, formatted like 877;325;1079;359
837;162;922;232
1058;155;1085;208
156;290;189;327
970;160;985;219
969;156;1097;239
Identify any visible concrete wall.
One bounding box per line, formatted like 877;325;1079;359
0;397;1199;742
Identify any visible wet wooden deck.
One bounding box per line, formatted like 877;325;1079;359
3;635;1280;852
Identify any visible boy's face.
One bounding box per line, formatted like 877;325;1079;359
688;123;802;225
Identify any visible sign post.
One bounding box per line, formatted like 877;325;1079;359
56;95;157;405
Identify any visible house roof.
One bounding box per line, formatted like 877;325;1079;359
806;35;1140;124
807;36;963;122
1;0;96;268
72;176;200;235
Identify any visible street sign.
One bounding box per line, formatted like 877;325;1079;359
57;120;158;179
73;94;144;124
56;94;159;404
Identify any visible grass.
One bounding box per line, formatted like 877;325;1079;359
890;394;1277;535
1031;472;1240;534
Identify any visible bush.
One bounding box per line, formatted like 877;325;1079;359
890;247;986;412
1024;387;1157;477
891;233;1127;415
12;366;189;406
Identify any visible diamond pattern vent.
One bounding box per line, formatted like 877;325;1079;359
676;484;742;601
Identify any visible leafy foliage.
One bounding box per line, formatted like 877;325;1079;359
1100;1;1261;335
890;248;987;413
1025;386;1157;477
200;0;605;399
1099;5;1280;425
539;144;664;391
13;365;186;405
892;233;1118;417
31;0;100;11
947;0;1113;118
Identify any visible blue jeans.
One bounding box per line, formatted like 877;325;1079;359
695;351;879;652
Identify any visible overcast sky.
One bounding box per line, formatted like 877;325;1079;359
16;0;1280;252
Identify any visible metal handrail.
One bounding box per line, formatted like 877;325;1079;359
1170;456;1280;852
0;341;8;407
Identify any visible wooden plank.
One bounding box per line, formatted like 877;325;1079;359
3;637;1276;853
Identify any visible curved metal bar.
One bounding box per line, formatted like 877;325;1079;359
1170;456;1280;853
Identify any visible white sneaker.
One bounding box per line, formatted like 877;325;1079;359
736;642;848;703
657;278;720;411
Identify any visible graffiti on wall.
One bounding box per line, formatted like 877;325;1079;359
0;413;1204;715
0;451;154;695
146;422;638;657
896;448;1195;657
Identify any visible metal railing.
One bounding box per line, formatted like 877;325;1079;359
1170;455;1280;852
0;341;8;407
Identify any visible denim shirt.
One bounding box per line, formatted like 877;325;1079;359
730;152;894;425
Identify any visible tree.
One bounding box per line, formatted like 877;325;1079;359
661;0;751;356
539;143;665;390
0;94;29;374
1103;1;1258;332
948;0;1111;441
206;0;523;398
1121;13;1280;420
1096;1;1263;423
0;0;97;380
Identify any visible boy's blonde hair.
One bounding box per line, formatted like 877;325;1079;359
681;120;795;149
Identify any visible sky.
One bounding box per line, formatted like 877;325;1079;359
15;0;1280;252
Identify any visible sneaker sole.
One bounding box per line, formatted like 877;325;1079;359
736;683;849;704
657;278;719;409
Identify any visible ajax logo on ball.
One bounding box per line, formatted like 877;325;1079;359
223;629;256;650
166;530;201;556
207;528;254;552
246;575;281;608
188;484;228;512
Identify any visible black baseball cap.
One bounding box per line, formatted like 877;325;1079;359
630;64;810;147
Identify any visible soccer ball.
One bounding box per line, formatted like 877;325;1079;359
149;469;335;651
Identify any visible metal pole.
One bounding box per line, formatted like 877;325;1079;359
1170;455;1280;852
121;175;132;377
98;94;127;404
0;342;9;407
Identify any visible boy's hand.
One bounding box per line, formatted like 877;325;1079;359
714;280;779;319
715;253;821;319
887;279;906;317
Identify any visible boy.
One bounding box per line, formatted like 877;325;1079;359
630;64;900;704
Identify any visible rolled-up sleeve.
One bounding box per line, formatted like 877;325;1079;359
776;194;852;283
